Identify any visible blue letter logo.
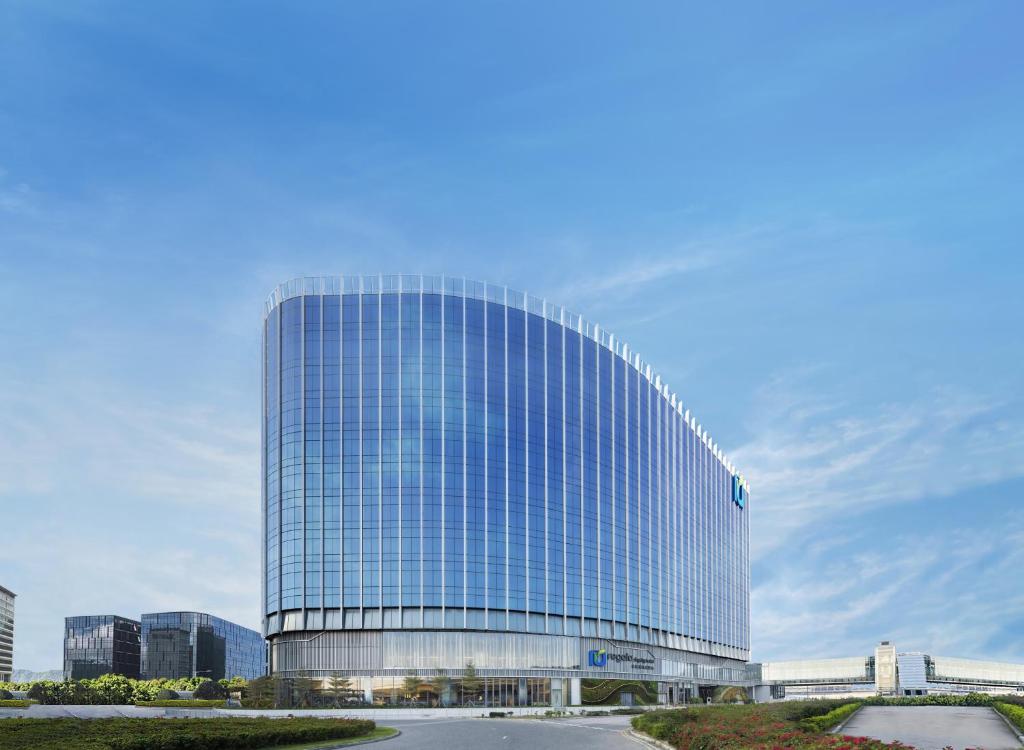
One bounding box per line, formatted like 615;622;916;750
732;475;746;509
588;649;607;667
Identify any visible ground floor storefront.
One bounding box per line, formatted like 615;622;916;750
271;673;721;708
267;629;749;708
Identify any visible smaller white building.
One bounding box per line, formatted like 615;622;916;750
755;641;1024;700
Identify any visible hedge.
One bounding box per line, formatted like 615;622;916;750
134;700;226;708
0;717;376;750
863;692;994;707
0;701;31;708
797;702;860;732
995;702;1024;734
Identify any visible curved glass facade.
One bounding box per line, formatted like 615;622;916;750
262;275;750;683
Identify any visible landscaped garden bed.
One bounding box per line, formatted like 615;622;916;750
0;716;377;750
631;701;911;749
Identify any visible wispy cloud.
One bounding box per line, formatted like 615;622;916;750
734;372;1024;558
0;167;38;216
0;382;258;510
753;512;1024;662
554;251;716;304
0;379;260;670
741;366;1024;663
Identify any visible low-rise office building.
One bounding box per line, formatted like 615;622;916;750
64;615;141;679
0;586;14;682
141;611;265;680
753;641;1024;700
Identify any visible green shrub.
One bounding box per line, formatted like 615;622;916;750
0;717;376;750
3;676;234;706
995;702;1024;733
797;702;861;732
194;680;228;700
0;700;31;708
134;700;225;708
155;689;179;701
631;708;697;741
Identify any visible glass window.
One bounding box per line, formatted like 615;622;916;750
443;295;465;610
485;302;507;612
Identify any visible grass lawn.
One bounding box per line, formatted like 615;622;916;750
0;716;379;750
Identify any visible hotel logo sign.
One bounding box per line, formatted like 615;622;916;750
587;644;656;672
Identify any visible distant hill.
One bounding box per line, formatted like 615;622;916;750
10;669;63;682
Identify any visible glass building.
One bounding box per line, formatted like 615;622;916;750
141;612;265;681
64;615;141;680
261;276;750;705
0;586;13;683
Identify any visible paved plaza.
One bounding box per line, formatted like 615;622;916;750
841;706;1022;750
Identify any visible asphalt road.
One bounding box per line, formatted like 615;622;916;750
840;706;1022;750
381;715;642;750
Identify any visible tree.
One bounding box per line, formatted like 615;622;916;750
222;676;248;696
243;676;275;709
461;661;482;706
402;671;422;704
327;672;352;707
290;673;316;708
430;669;451;707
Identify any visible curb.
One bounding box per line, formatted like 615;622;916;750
624;729;675;750
990;707;1024;746
830;705;864;735
325;729;402;748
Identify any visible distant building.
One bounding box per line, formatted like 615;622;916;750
141;612;264;680
0;586;14;682
64;615;141;679
753;641;1024;700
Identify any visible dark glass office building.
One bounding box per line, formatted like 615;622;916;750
64;615;141;679
141;612;265;681
262;276;750;705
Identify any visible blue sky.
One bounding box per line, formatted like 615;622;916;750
1;1;1022;671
